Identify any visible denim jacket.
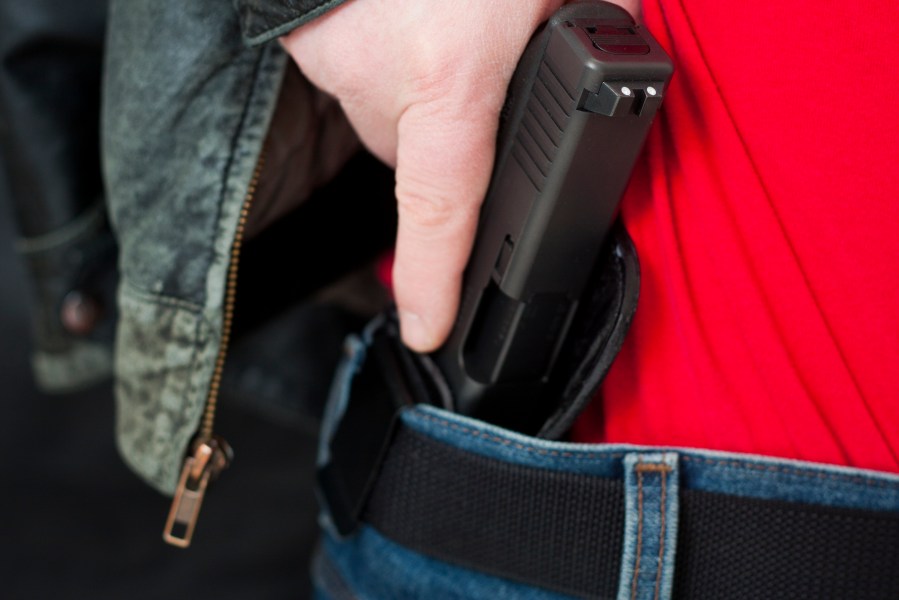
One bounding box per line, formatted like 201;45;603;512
103;0;352;494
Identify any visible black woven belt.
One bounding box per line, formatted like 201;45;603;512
318;328;899;599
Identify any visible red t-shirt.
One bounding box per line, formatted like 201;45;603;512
573;0;899;473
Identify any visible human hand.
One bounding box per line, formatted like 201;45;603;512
280;0;565;352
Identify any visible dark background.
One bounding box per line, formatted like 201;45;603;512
0;168;320;598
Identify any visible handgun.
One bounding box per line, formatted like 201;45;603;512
432;0;673;434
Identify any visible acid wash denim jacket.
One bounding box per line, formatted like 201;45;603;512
103;0;354;495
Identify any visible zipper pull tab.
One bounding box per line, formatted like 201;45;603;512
163;437;233;548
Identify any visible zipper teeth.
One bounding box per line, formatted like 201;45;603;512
199;151;266;439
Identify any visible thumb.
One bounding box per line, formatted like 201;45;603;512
392;100;498;352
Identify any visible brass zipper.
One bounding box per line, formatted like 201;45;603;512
162;150;266;548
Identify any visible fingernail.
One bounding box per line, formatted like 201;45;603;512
399;310;434;352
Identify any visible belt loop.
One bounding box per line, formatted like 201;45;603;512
617;452;680;600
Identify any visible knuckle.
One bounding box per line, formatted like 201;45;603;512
395;180;462;230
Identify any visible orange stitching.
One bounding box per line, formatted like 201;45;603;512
631;464;644;600
635;463;673;474
680;455;898;489
654;468;668;600
416;413;625;461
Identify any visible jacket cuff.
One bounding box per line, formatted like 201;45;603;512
236;0;351;46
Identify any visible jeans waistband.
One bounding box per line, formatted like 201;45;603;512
319;401;899;600
406;405;899;512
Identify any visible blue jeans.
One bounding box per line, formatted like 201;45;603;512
313;327;899;600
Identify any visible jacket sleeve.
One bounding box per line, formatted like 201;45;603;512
235;0;351;45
